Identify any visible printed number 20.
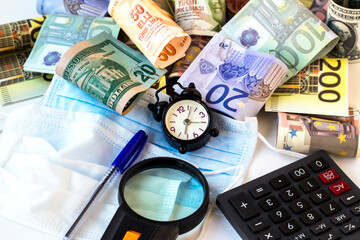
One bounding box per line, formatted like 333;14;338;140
205;84;249;113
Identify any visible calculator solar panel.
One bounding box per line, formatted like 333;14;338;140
216;151;360;240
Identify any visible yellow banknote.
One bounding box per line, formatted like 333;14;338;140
266;58;348;116
108;0;191;69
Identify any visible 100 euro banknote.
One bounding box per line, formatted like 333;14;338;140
266;58;349;116
55;32;167;115
177;33;288;120
221;0;339;85
24;14;120;74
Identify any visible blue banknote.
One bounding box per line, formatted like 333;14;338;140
177;33;288;120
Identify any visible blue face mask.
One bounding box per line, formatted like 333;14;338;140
42;75;258;197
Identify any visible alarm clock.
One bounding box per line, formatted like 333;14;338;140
148;82;219;154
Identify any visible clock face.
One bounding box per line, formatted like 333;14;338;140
165;99;210;141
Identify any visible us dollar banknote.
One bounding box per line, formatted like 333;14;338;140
24;14;120;74
310;0;328;22
221;0;339;85
266;58;349;116
174;0;226;36
176;33;288;120
277;110;360;157
55;32;167;115
0;16;46;54
108;0;191;69
327;0;360;62
37;0;109;16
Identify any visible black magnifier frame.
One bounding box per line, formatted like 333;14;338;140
101;157;210;240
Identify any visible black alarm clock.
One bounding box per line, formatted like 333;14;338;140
148;82;219;154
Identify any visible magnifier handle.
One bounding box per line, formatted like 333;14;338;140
101;207;179;240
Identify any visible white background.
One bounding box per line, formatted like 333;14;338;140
0;1;360;239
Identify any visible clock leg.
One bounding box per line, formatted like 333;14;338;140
179;146;187;154
210;128;219;137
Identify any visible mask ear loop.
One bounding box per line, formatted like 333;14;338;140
0;112;9;133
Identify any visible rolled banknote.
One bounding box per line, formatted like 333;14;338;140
55;32;167;115
226;0;249;17
221;0;339;85
24;14;120;74
169;35;211;80
153;0;175;19
37;0;109;16
326;0;360;62
266;58;349;116
299;0;314;8
176;33;288;120
0;16;47;54
174;0;226;36
277;110;360;157
108;0;191;69
310;0;328;22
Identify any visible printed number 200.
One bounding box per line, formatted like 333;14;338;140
205;84;249;113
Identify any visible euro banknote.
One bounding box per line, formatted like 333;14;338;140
327;0;360;62
55;32;167;115
37;0;110;16
266;58;349;116
0;16;47;54
176;33;288;120
277;110;360;157
310;0;328;22
24;14;120;74
108;0;191;69
174;0;226;36
299;0;313;8
221;0;339;85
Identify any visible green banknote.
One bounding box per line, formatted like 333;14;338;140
24;14;120;74
221;0;339;85
55;32;167;115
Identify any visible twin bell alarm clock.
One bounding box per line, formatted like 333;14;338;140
148;82;219;154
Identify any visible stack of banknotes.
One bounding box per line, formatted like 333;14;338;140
2;0;358;157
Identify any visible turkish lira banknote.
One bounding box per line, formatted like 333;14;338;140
24;14;120;74
153;0;175;19
266;58;349;116
174;0;226;36
277;110;360;157
0;16;47;54
108;0;191;69
55;32;167;115
37;0;110;16
221;0;339;85
176;33;288;120
310;0;328;22
327;0;360;62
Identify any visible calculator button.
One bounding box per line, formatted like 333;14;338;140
289;231;310;240
300;209;321;225
270;174;290;190
310;189;331;204
319;230;341;240
331;212;351;225
250;184;271;199
248;217;270;233
339;191;360;206
290;198;310;213
320;200;342;216
299;178;320;193
351;204;360;216
318;169;340;184
257;229;281;240
308;158;329;172
329;180;351;196
269;207;290;223
340;220;360;235
310;221;331;235
279;219;301;235
259;196;280;211
279;186;300;202
229;193;260;220
289;166;310;181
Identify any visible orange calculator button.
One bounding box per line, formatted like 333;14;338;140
123;230;141;240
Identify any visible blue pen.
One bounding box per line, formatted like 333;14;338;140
63;130;148;240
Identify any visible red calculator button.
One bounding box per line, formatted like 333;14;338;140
329;180;351;196
318;169;340;184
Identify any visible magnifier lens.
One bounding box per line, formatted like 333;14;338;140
123;167;205;222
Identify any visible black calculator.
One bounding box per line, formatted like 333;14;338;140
216;151;360;240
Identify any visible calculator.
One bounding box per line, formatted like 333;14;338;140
216;151;360;240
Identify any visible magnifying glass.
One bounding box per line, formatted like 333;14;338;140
101;157;209;240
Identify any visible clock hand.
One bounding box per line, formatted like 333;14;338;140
185;107;192;135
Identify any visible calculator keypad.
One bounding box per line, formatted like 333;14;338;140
217;151;360;240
